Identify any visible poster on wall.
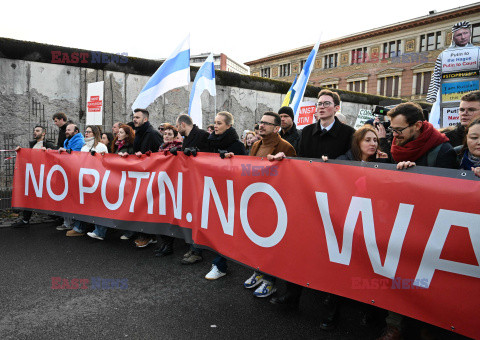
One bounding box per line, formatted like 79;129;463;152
86;81;104;125
441;80;479;103
295;101;316;129
354;108;374;129
442;107;460;127
440;47;479;74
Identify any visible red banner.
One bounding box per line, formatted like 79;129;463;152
12;149;480;339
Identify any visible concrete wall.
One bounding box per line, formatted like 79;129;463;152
0;56;375;150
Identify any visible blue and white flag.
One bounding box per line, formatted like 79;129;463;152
290;36;321;117
188;53;216;128
132;36;190;111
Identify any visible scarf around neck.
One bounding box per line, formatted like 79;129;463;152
391;121;449;162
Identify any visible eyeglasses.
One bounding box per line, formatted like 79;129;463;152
85;130;93;134
158;128;165;131
259;121;278;126
387;124;413;135
316;101;333;108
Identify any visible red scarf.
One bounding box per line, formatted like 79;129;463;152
391;121;449;162
115;139;126;150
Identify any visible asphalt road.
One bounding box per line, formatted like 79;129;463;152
0;221;470;340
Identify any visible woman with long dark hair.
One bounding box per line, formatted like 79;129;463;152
101;132;115;153
336;125;389;162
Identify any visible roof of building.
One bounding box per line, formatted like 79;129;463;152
245;3;480;66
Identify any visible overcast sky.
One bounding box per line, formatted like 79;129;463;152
1;1;477;65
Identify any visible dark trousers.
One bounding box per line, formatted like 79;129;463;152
213;256;227;273
285;282;338;322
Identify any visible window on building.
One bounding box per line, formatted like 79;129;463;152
348;80;367;93
414;71;432;95
300;59;307;70
261;67;270;78
321;84;338;89
351;47;367;64
420;31;442;51
473;23;480;44
383;40;402;58
379;76;400;97
279;63;291;77
323;53;338;69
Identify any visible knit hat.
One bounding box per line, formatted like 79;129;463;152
278;106;294;121
452;21;471;32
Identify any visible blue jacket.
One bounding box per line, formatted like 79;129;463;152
63;133;85;151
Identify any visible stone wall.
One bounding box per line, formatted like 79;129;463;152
0;56;388;149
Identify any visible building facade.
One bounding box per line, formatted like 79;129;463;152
191;53;250;75
245;3;480;101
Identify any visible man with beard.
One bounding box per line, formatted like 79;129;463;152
243;111;296;297
132;108;163;247
278;106;301;152
388;102;457;168
58;123;85;152
11;125;55;227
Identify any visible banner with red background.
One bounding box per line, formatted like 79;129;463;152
12;149;480;339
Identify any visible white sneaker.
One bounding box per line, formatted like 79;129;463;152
253;281;276;297
205;265;226;280
244;272;264;289
87;232;104;241
120;235;130;240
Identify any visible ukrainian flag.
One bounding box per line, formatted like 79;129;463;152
281;75;297;107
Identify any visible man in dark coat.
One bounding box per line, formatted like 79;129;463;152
176;114;209;152
52;112;68;149
12;125;55;227
271;89;355;331
132;108;163;155
132;108;163;248
445;91;480;147
297;89;355;160
278;106;301;153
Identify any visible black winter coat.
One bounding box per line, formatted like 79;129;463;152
411;142;458;169
56;124;67;149
133;121;163;153
297;117;355;159
183;125;210;152
279;123;301;153
116;143;135;155
29;139;55;149
207;127;246;155
445;124;465;148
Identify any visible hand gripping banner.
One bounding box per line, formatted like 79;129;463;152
12;149;480;338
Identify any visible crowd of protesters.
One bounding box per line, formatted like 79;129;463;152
11;88;480;340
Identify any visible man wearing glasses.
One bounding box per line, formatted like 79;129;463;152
271;90;354;330
388;102;457;168
297;89;355;159
445;91;480;147
243;112;296;298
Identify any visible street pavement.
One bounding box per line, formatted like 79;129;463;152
0;220;471;340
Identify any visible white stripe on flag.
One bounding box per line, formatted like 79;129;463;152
132;35;190;111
